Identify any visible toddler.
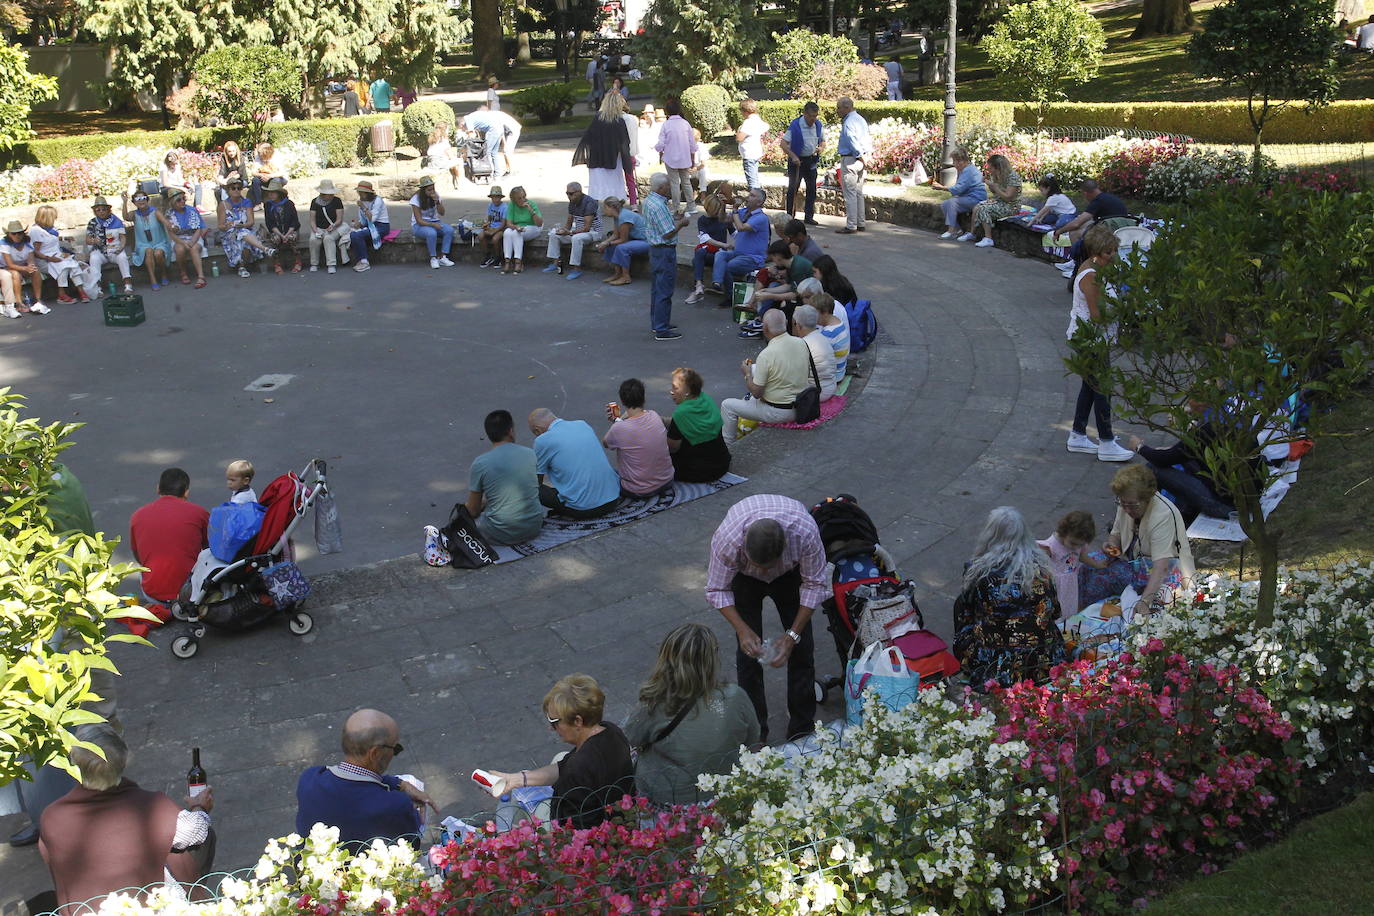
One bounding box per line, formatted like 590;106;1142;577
226;459;257;504
1038;510;1095;615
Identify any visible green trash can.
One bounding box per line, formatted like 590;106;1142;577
103;293;145;327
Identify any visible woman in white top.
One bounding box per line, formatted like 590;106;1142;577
158;150;201;208
426;122;461;189
28;206;87;302
1031;174;1076;230
620;99;640;206
1065;225;1131;462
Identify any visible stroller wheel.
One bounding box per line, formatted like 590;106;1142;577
170;635;199;659
288;612;314;635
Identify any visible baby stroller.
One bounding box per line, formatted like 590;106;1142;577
168;459;329;659
809;495;959;702
460;134;495;183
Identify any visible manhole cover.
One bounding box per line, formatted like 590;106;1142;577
245;374;296;392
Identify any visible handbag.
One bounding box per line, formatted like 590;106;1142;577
423;524;451;567
793;347;822;424
261;560;311;610
856;592;918;648
440;503;497;569
845;641;921;725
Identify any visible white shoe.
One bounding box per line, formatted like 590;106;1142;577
29;302;51;315
957;232;975;242
430;257;440;269
685;285;705;304
354;260;370;272
309;265;318;272
237;267;250;278
1097;439;1134;462
1066;432;1099;454
939;230;956;239
327;266;336;274
1;304;20;319
974;237;995;248
438;256;455;267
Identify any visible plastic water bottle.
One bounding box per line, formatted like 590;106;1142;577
211;262;220;278
106;281;116;297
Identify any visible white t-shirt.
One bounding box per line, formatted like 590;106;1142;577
1068;266;1096;339
27;225;63;259
1358;21;1374;49
737;114;768;160
0;239;33;266
410;193;441;229
426;138;455;168
1045;193;1075;217
883;61;903;82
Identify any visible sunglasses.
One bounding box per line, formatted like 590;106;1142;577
376;742;404;756
547;716;562;729
133;197;149;203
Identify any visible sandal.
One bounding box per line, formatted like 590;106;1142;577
194;277;207;289
513;260;523;274
291;262;303;273
274;264;284;275
180;273;191;285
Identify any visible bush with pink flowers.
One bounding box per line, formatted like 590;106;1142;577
1100;136;1193;196
30;158;95;201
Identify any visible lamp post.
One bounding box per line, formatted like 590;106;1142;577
938;0;958;185
827;0;835;36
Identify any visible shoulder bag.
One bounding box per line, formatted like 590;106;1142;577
793;346;822;424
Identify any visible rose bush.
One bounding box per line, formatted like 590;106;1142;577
1100;136;1193;196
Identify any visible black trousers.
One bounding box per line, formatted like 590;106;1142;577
786;155;819;219
538;483;620;519
732;568;816;741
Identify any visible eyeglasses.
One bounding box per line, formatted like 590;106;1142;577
376;742;404;756
132;197;149;203
1115;497;1146;511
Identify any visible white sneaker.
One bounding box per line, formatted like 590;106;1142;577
430;257;440;269
438;256;455;267
685;285;705;304
309;265;318;272
237;267;250;278
29;302;51;315
974;237;995;248
1097;438;1135;462
327;266;336;274
1;303;20;319
939;230;956;239
1066;432;1099;454
354;260;370;272
957;232;975;242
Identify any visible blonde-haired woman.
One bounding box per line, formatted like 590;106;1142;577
426;122;461;189
572;92;633;203
480;674;634;829
970;153;1022;248
625;624;758;805
28;206;87;302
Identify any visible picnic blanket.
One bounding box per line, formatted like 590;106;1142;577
494;473;748;563
760;395;848;431
1186;459;1300;542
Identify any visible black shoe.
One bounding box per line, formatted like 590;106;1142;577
804;217;819;226
9;824;39;847
856;225;866;231
654;329;683;340
737;326;762;339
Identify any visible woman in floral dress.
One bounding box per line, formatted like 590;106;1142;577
953;506;1066;688
217;179;274;278
971;154;1023;248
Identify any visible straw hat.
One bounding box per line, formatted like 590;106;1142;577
168;188;187;201
92;196;110;208
265;177;288;192
355;180;375;193
418;175;436;189
487;186;504;198
317;179;338;194
4;220;24;234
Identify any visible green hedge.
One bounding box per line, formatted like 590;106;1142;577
1015;101;1374;144
2;115;393;170
730;100;1014;134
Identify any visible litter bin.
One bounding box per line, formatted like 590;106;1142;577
369;119;395;158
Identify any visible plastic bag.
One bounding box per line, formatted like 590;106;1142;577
207;501;266;563
845;641;920;726
314;487;343;555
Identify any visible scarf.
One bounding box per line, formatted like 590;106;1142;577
171;206;203;232
673;393;722;446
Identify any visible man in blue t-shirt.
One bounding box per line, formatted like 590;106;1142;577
710;187;771;293
295;709;436;849
369;77;393;113
528;407;622;519
466;409;544;544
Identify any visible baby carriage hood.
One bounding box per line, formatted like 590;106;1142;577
251;473;302;555
811;495;881;563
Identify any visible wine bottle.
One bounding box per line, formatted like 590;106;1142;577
187;747;207;799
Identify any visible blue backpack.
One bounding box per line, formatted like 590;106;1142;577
848;299;878;353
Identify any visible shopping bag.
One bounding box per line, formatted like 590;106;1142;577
423;524;451;566
314;487;343;555
207;501;266;563
261;560;311;609
439;503;497;569
845;641;921;725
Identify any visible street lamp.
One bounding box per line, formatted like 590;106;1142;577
827;0;835;36
939;0;958;185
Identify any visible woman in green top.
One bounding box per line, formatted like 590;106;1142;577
500;185;543;275
662;367;732;483
971;153;1023;248
624;623;760;806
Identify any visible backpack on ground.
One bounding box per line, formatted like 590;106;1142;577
848;299;878;353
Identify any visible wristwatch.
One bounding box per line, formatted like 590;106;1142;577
786;629;801;644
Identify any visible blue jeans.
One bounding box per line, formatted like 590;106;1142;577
483;128;502;173
609;239;650;268
692;246;719;283
414;222;453;257
350;222;389;262
940;195;981;229
712;250;763;289
649;246;675;332
742;159;761;191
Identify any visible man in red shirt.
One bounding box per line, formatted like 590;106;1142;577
129;468;208;603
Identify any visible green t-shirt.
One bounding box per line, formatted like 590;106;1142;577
787;254;813;287
468;442;543;544
506;200;541;228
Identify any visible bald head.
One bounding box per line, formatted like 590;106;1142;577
762;309;788;338
744;519;785;565
528;407;557;436
342;708;398;770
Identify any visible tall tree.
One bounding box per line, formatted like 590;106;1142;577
0;41;56;150
263;0;393;113
1188;0;1340;170
471;0;504;78
982;0;1105;127
631;0;766;98
378;1;468;91
1133;0;1195;38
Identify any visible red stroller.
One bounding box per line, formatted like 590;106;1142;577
169;459;329;659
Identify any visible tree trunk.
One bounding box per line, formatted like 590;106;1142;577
1132;0;1195;38
472;0;504;79
1236;493;1280;626
515;0;532;64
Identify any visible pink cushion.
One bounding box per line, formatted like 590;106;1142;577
760;395;848;430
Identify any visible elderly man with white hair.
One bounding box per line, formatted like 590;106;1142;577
791;304;837;402
544;181;603;279
640;171;691;341
720;309;814;441
39;725;217;912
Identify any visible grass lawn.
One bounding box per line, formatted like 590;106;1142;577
30;110;166;138
897;0;1374;104
437;59;590;93
1147;793;1374;914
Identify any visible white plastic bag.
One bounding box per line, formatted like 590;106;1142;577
314;488;343;555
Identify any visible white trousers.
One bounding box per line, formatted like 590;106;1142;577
309;226;349;267
841;156;866;230
546;228;604;266
503;225;541;259
720;397;795;442
84;249;131;295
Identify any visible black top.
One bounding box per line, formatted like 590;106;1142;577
342;90;361;117
572;117;631;172
263;198;300;234
667;419;732;483
311;197;344;228
696;214;732;245
1137;420;1261;505
218;156;247;183
1085;192;1128;220
551;722;635;829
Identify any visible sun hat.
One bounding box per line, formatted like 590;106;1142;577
418;175;436;189
4;220;24;234
92;196;110;208
317;179;338;194
168;188;187;200
265;177;288;192
487;186;504;198
355;180;375;192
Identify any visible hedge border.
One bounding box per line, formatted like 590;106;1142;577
1015;100;1374;144
730;100;1015;135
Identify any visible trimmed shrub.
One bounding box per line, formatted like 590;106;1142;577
1015;100;1374;143
731;100;1014;134
792;61;888;102
400;99;457;149
3;127;240;168
509;82;579;125
264;115;391;167
680;83;731;140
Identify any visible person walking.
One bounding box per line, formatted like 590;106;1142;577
834;97;871;234
641;173;690;341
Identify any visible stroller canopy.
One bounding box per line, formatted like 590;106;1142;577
810;495;880;563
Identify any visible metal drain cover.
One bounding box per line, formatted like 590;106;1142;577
245;374;296;392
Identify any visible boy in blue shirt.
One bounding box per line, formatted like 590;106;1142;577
478;187;506;268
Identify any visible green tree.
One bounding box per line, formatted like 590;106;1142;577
631;0;766;98
1189;0;1340;171
765;29;859;97
1;388;152;782
193;45;299;146
0;42;56;152
1065;187;1374;626
981;0;1105;128
376;1;468;91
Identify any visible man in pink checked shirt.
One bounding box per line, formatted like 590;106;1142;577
655;99;698;213
706;494;828;743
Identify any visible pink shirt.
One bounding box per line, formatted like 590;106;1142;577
603;410;674;496
706;494;828;610
654;115;698;169
1037;534;1082;615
